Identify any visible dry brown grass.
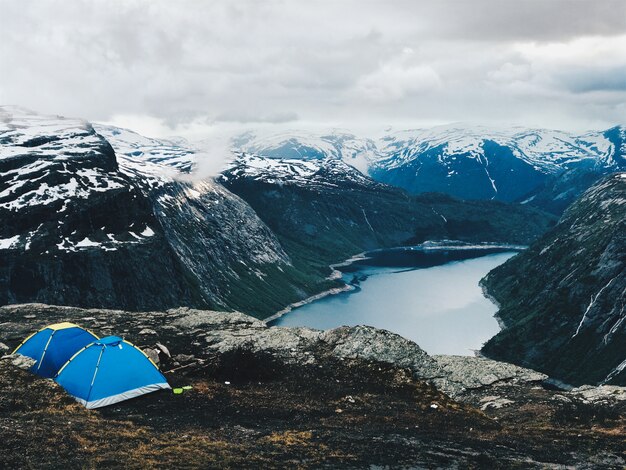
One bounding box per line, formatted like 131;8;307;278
263;430;313;447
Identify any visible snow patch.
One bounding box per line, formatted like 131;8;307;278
0;235;20;249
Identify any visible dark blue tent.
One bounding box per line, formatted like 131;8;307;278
55;336;170;409
13;322;99;378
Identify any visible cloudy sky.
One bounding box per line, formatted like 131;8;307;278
1;0;626;138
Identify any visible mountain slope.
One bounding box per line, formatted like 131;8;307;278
481;173;626;385
219;154;556;283
0;107;317;317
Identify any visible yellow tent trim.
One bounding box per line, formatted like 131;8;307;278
12;330;37;354
12;322;100;355
47;322;80;331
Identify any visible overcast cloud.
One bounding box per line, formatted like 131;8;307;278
1;0;625;138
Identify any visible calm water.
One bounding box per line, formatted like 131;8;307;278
271;250;517;355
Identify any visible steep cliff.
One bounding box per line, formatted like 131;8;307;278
0;107;308;317
482;173;626;385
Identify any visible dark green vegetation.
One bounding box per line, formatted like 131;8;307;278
219;165;556;303
482;173;626;386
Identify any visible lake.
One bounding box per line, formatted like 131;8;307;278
270;248;517;355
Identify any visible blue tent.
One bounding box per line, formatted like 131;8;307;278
13;322;99;378
55;336;170;409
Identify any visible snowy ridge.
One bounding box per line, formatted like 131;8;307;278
0;106;106;161
376;124;616;173
233;124;623;176
95;124;196;174
228;124;624;205
0;106;165;253
234;129;379;174
0;106;125;213
221;153;382;189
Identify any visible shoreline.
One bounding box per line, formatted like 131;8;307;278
480;279;507;330
264;284;355;324
266;240;524;326
369;241;527;253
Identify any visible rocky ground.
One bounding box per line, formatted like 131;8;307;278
1;303;625;468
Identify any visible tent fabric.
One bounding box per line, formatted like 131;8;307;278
13;323;99;378
55;335;170;409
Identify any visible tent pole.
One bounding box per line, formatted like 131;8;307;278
35;331;55;373
87;346;105;403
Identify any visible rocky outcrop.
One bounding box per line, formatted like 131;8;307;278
1;303;620;406
0;304;442;381
1;303;625;468
482;173;626;386
432;355;547;398
0;304;626;468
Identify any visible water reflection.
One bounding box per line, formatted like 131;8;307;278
270;251;517;355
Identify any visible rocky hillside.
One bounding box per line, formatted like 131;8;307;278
1;303;625;468
220;153;555;282
0;106;321;317
482;173;626;386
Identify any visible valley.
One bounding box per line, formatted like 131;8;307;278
0;107;555;318
3;2;625;468
1;106;625;468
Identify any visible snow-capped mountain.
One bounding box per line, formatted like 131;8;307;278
234;129;379;174
0;106;138;253
221;153;383;190
232;125;625;211
0;106;309;316
372;124;625;206
94;124;196;174
377;125;618;174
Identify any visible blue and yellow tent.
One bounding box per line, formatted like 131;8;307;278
13;322;99;378
55;336;170;409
